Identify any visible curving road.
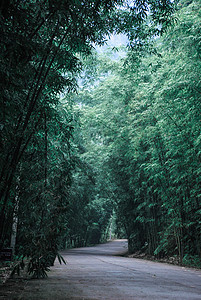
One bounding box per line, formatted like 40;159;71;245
1;239;201;299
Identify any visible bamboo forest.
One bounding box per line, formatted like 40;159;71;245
0;0;201;279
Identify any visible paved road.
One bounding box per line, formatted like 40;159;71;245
1;239;201;299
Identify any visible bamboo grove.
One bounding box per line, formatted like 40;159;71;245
76;0;201;266
0;0;200;277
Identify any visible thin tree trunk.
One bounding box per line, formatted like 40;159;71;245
44;112;48;188
10;189;20;255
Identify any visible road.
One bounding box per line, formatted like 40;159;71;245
1;239;201;299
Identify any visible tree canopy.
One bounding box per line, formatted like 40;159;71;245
72;0;201;266
1;0;201;277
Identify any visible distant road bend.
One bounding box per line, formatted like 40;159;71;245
2;239;201;299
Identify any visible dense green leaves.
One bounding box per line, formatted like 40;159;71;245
74;0;201;264
0;0;184;277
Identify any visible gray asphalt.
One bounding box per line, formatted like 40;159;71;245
1;240;201;299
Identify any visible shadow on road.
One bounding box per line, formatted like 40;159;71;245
63;239;128;257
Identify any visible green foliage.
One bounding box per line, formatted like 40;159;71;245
182;254;201;269
0;0;178;277
73;0;201;266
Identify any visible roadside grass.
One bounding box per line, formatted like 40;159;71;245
127;252;201;269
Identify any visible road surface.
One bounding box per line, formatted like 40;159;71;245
0;239;201;299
